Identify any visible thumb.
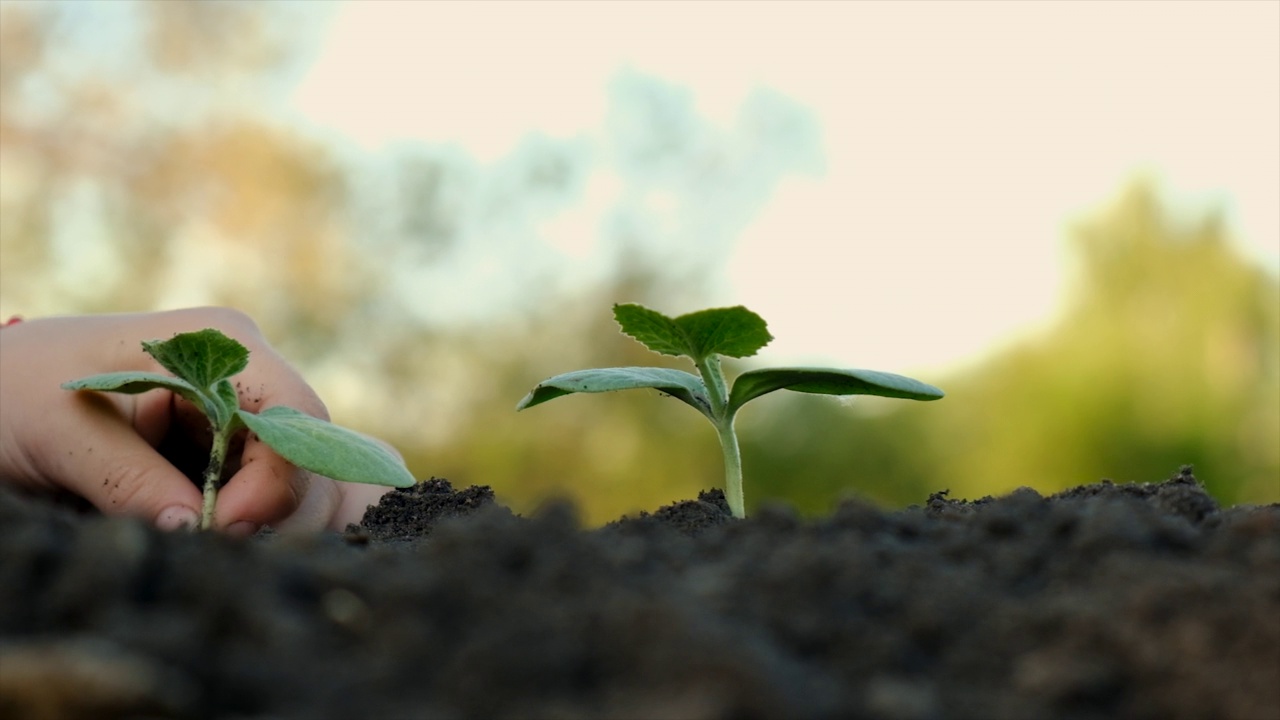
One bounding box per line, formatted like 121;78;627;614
49;396;204;530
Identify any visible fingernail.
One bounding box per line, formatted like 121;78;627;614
157;506;199;532
226;521;260;538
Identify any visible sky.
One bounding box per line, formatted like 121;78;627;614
291;1;1277;373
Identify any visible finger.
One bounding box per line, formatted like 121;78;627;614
272;475;344;535
212;433;309;534
46;392;203;530
215;357;331;533
330;482;393;530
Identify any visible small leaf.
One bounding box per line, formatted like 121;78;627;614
612;304;691;357
63;371;219;415
142;329;249;390
63;371;200;398
674;306;772;360
614;303;773;362
517;367;711;418
728;367;944;415
237;406;415;488
64;371;230;432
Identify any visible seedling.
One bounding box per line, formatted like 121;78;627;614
63;328;415;530
517;304;944;518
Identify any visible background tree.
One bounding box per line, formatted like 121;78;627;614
0;2;367;361
744;180;1278;512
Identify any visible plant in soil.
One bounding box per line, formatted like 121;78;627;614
62;328;415;530
517;303;945;517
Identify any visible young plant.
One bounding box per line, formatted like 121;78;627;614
517;304;944;518
63;328;415;530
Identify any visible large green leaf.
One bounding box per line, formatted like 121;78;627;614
237;406;416;488
613;303;773;361
728;367;944;415
142;329;249;390
516;366;711;418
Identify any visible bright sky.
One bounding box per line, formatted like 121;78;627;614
293;1;1279;373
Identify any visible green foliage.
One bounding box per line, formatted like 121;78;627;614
739;397;943;512
518;304;943;517
237;406;411;489
737;181;1279;510
970;182;1279;504
63;329;415;530
729;367;946;415
613;304;774;361
63;371;204;404
518;366;712;418
142;328;250;390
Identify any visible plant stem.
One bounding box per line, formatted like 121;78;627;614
715;417;746;518
200;428;232;530
696;355;746;519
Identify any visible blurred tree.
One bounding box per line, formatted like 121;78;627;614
969;181;1279;505
145;0;280;76
742;180;1278;512
741;396;944;513
0;1;366;362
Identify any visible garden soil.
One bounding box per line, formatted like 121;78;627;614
1;467;1277;720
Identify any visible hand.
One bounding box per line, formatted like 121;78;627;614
0;307;390;534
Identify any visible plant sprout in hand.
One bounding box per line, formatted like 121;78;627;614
63;329;415;530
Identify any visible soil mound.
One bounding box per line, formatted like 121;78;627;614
2;467;1276;719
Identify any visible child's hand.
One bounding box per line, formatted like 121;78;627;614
0;307;390;534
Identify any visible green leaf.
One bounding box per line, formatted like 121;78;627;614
63;370;235;432
612;304;691;357
675;306;773;359
142;329;249;390
614;303;773;361
62;371;201;398
63;370;218;416
728;367;944;415
237;406;415;488
517;367;711;418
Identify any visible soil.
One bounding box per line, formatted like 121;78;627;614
1;467;1277;720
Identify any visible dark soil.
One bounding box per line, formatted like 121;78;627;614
2;467;1277;720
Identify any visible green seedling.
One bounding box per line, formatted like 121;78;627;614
63;328;415;530
517;304;944;518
